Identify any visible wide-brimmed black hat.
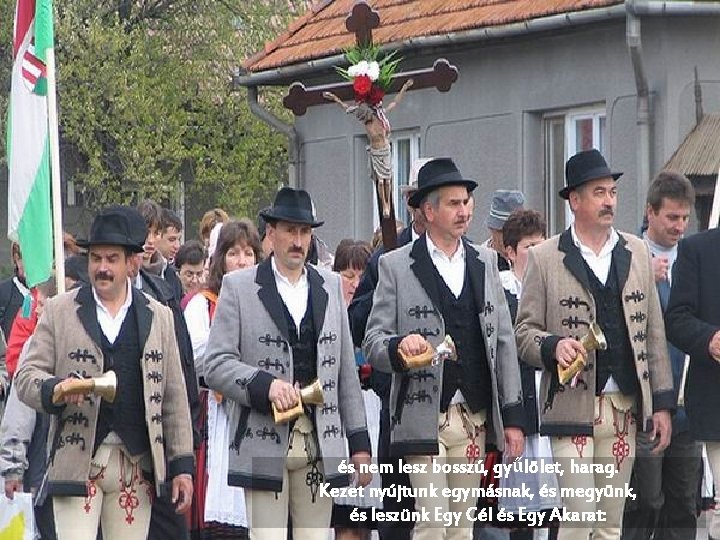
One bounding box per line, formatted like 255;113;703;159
77;206;146;252
407;158;477;208
560;149;623;199
259;187;324;228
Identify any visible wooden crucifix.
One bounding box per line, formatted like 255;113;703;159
283;1;459;251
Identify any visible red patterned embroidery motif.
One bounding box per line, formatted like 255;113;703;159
118;456;141;524
84;479;97;513
571;435;587;458
612;408;631;468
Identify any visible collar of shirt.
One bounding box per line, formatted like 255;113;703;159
271;256;308;329
500;269;522;300
133;272;143;290
571;225;619;259
570;224;619;285
425;233;465;298
426;232;465;264
92;278;133;344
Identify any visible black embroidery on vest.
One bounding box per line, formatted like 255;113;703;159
256;426;281;444
322;380;336;392
560;297;591;310
319;332;337;345
405;390;432;405
562;316;590;330
144;350;163;363
69;349;97;365
624;290;645;303
321;403;338;415
149;392;162;404
64;412;90;428
147;371;163;383
630;312;647;323
409;370;436;383
483;302;494;316
321;355;336;367
408;305;435;319
323;425;341;438
259;358;285;374
259;334;285;348
411;327;440;338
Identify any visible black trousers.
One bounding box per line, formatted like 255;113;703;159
622;429;702;540
148;496;190;540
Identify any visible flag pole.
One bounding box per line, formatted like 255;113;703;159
45;47;65;294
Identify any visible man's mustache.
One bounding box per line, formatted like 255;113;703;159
95;271;114;281
599;208;614;217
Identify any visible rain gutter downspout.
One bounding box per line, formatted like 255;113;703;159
246;85;301;188
625;0;651;223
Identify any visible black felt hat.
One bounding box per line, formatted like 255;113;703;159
560;149;623;199
259;187;324;228
407;158;477;208
77;206;146;252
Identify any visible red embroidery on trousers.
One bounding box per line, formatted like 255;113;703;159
612;408;631;469
118;455;141;524
84;479;97;513
84;464;105;513
571;435;588;458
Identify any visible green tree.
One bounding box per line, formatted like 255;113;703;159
0;0;309;227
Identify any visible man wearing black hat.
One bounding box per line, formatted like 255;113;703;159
515;149;674;540
348;157;430;540
363;157;525;540
202;187;371;539
14;206;194;540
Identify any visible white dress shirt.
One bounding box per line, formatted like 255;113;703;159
272;257;308;329
570;225;619;286
425;233;466;404
92;279;133;344
570;225;620;392
426;233;465;298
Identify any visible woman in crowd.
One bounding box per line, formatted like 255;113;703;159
499;209;559;540
183;219;263;539
331;239;381;540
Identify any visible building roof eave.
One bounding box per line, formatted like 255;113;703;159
234;4;627;88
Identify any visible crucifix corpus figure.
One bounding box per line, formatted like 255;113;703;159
283;1;459;250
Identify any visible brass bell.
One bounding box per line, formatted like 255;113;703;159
273;380;324;424
52;371;117;404
558;323;607;385
399;334;457;369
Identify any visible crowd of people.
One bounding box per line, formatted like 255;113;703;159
0;150;716;540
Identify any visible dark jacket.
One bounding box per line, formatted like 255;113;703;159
348;226;414;406
504;289;539;436
140;269;201;449
0;276;25;340
666;228;720;441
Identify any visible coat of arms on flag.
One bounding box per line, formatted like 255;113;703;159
21;40;46;94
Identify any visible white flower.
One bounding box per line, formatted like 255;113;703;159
349;60;369;78
367;61;380;81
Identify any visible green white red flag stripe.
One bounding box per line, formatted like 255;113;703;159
7;0;54;287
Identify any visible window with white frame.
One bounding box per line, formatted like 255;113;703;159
372;131;421;229
544;107;606;235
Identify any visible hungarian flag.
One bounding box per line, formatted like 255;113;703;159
7;0;54;287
